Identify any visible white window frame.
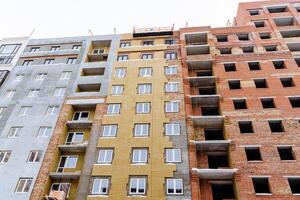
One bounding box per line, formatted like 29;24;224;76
114;68;126;78
111;85;124;95
165;148;181;163
6;90;15;98
72;45;81;50
165;52;177;60
107;104;121;115
15;178;33;193
30;47;40;52
0;107;6;119
92;178;109;195
166;178;183;195
165;123;181;136
117;55;129;61
73;111;89;121
132;149;148;164
66;57;77;64
165;66;178;75
139;67;152;77
36;73;47;81
98;149;114;164
37;126;51;137
54;87;66;96
27;150;42;163
137;84;152;94
165;101;180;113
60;71;72;80
0;150;11;163
28;89;40;97
57;155;78;172
134;124;149;137
18;106;31;116
102;125;118;137
15;74;24;81
22;60;33;66
141;53;153;60
46;106;59;115
8;127;21;138
136;102;151;114
129;177;147;195
50;46;60;51
120;42;130;48
65;132;84;145
165;82;179;93
44;59;55;65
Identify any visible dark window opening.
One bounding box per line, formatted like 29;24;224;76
295;58;300;67
224;63;236;72
289;97;300;108
288;178;300;194
208;153;229;169
245;147;262;161
254;21;265;28
198;87;216;95
268;6;287;13
273;60;285;69
204;129;224;140
196;70;212;76
254;79;268;88
242;46;254;53
268;120;284;132
259;32;271;40
238;34;249;41
280;77;295;87
233;99;247;109
249;10;260;16
278;146;295;160
252;177;271;194
228;80;241;89
201;107;219;116
238;121;254;133
211;183;235;200
265;45;277;52
220;48;231;55
248;62;261;70
261;98;275;108
217;35;228;42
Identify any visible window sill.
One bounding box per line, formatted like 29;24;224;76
256;193;272;196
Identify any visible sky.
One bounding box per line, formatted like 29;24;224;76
0;0;263;39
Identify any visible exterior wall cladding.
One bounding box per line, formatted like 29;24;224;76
0;0;300;200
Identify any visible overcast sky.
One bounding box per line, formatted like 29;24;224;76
0;0;262;39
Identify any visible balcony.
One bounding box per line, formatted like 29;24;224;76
188;60;213;77
58;142;88;153
66;120;93;129
189;95;219;106
133;26;173;37
49;171;81;180
186;45;210;56
185;32;208;46
191;115;224;128
191;140;231;152
43;191;66;200
86;40;111;63
192;168;238;180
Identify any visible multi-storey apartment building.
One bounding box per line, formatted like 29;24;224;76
1;0;300;200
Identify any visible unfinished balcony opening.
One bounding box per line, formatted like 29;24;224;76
287;43;300;52
267;5;287;13
81;67;105;76
188;61;213;77
198;87;216;95
207;153;229;169
280;30;300;38
77;83;101;93
185;32;207;46
211;182;235;200
86;40;110;62
186;45;210;56
189;76;216;95
201;107;220;116
196;70;212;77
204;129;224;140
273;17;295;27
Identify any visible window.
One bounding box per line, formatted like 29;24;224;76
28;89;40;97
73;111;89;121
0;150;11;163
238;121;254;133
22;60;33;66
254;21;265;28
165;52;177;60
280;77;295;87
165;101;179;113
0;57;12;64
141;53;153;60
0;44;20;54
27;151;42;163
165;65;178;75
277;146;295;160
288;178;300;194
44;59;55;65
132;148;148;163
166;178;183;195
259;32;271;40
72;45;81;50
142;40;154;46
220;48;231;54
295;58;300;67
252;177;271;194
134;124;150;137
51;183;70;197
248;9;260;16
165;148;181;163
139;67;152;77
111;85;124;95
129;177;147;195
120;41;130;47
50;46;60;51
268;6;287;13
117;55;129;61
66;57;77;64
272;60;285;69
15;74;24;81
245;147;262;161
37;126;52;137
36;73;47;81
92;49;104;54
57;156;78;172
228;80;241;89
248;62;261;70
289;97;300;108
54;87;66;96
92;178;110;195
242;46;254;53
102;125;118;137
46;106;59;115
165;82;179;93
114;68;126;78
216;35;228;42
6;90;15;98
0;107;6;119
30;47;40;52
165;39;176;45
254;79;268;88
264;45;277;52
98;149;113;164
137;84;152;94
136;102;151;114
165;123;180;136
268;120;284;132
233;99;247;109
107;104;121;115
65;132;84;145
15;178;33;193
19;106;31;116
238;33;249;41
224;63;236;72
60;71;72;80
261;98;275;108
